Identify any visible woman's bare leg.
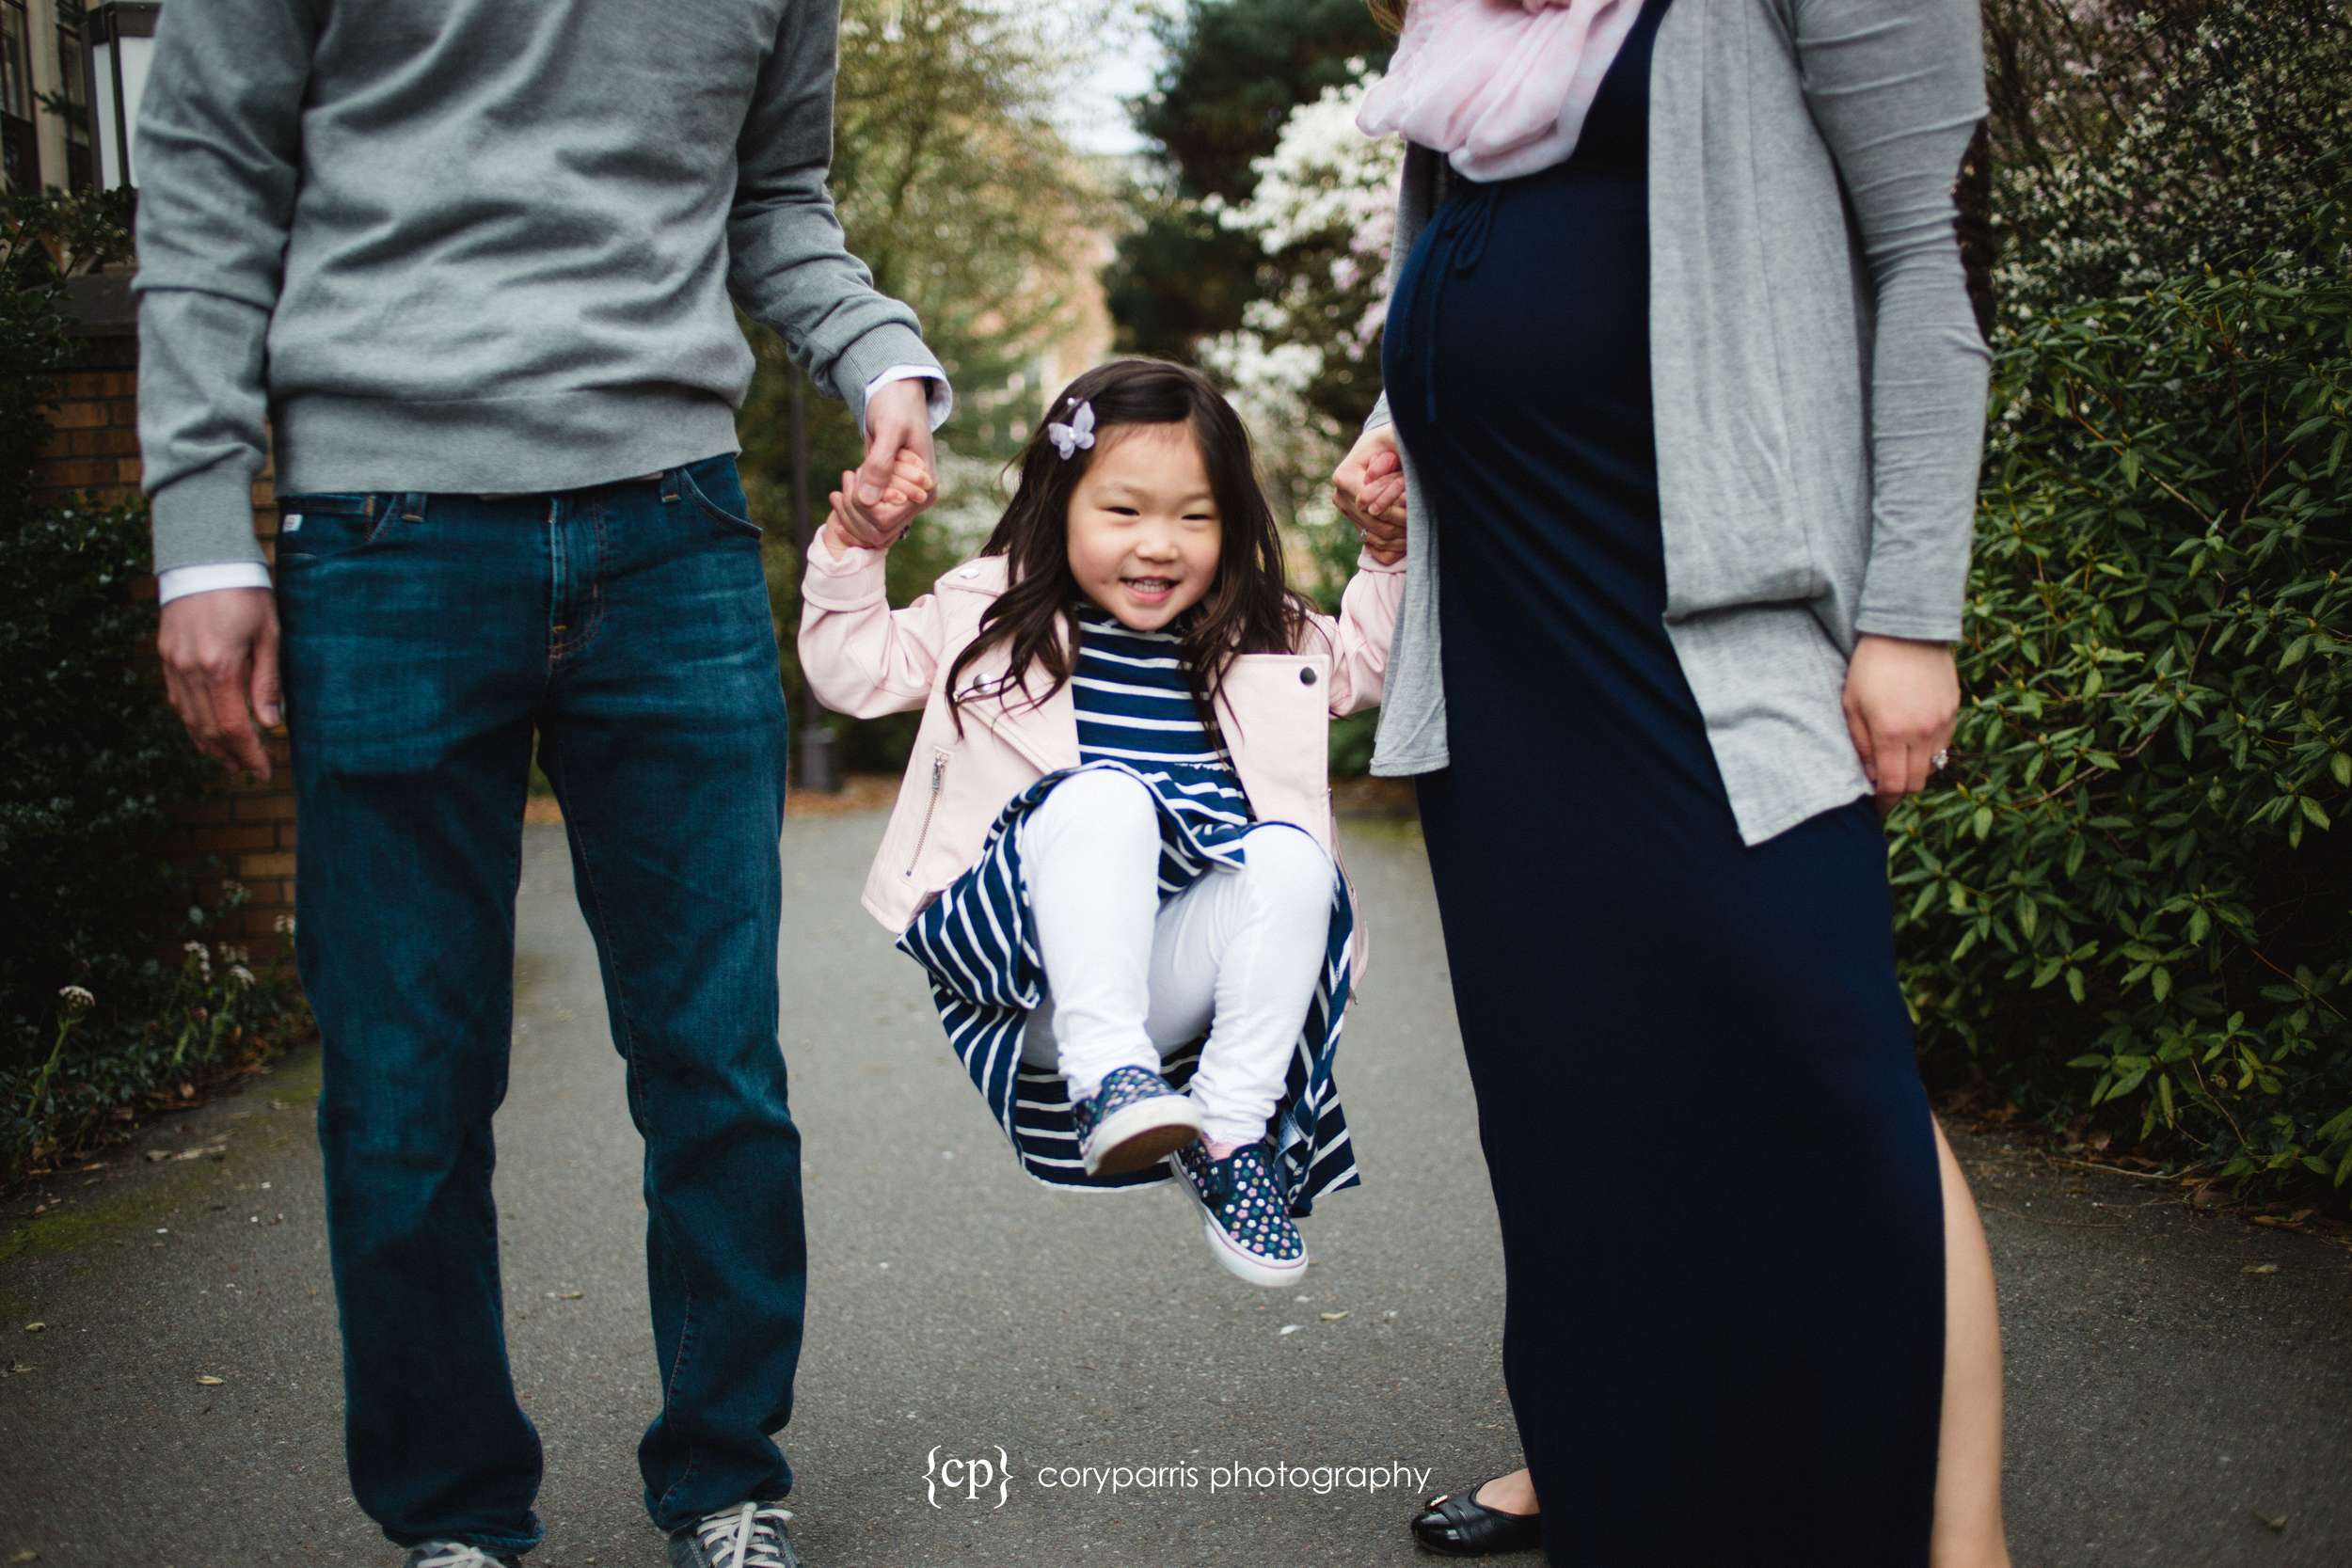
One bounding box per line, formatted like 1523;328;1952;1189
1471;1468;1537;1515
1929;1114;2013;1568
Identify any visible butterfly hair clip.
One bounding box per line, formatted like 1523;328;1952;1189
1045;398;1096;461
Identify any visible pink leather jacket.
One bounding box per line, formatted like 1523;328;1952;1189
797;531;1407;981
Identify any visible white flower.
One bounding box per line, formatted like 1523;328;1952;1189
230;965;257;988
58;985;96;1012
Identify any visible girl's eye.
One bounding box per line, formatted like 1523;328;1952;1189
1107;507;1140;518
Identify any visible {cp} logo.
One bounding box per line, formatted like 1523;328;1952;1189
924;1445;1012;1509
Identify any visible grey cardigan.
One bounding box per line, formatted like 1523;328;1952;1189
1364;0;1991;846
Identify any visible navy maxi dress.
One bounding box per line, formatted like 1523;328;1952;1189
1380;1;1947;1563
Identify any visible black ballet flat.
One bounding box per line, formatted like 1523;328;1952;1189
1408;1478;1543;1557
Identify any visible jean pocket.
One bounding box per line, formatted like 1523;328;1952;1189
276;493;394;567
677;458;764;541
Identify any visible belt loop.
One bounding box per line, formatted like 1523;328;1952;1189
660;467;681;504
400;491;429;523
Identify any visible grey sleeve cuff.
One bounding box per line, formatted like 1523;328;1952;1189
1364;390;1394;435
857;363;954;439
834;325;945;433
150;462;265;575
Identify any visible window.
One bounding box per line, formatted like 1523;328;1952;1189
56;16;89;191
1;0;37;192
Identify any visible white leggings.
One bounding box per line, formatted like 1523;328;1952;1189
1018;767;1335;1148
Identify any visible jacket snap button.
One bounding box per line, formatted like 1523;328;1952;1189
1299;668;1317;686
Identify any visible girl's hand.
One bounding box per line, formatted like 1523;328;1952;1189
1333;424;1407;565
827;448;934;552
1841;633;1960;811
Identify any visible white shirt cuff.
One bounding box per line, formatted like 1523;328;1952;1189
859;365;954;438
157;562;274;605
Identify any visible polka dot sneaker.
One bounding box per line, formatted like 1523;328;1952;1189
1072;1063;1204;1177
1171;1139;1308;1287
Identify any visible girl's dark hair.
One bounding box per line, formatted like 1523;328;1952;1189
944;357;1315;746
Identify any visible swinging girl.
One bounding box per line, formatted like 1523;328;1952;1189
799;358;1405;1285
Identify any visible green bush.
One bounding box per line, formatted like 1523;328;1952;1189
1891;194;2351;1197
2;189;309;1179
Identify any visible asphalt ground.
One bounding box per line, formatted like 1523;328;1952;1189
3;810;2347;1568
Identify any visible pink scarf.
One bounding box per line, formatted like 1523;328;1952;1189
1355;0;1643;182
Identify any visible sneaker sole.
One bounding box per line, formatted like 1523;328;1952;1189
1173;1164;1310;1288
1083;1095;1204;1177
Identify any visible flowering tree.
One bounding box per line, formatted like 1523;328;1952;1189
1199;68;1402;580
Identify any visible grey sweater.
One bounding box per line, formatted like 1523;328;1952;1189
1365;0;1991;846
135;0;940;574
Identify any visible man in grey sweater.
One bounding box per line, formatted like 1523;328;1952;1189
135;4;944;1564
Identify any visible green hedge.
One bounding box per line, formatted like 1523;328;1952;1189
1891;196;2351;1197
2;191;310;1179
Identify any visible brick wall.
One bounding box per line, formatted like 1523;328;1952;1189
42;277;299;961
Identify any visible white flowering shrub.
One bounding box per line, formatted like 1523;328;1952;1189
1208;67;1403;430
1198;64;1404;691
1991;0;2351;322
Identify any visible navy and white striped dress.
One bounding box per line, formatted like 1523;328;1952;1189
894;603;1361;1216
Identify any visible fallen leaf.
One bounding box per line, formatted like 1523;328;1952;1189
10;1548;41;1563
196;1373;226;1386
1278;1324;1301;1336
21;1323;42;1334
545;1291;584;1301
1318;1311;1350;1323
2250;1510;2288;1533
2242;1263;2280;1275
8;1362;35;1374
144;1150;172;1164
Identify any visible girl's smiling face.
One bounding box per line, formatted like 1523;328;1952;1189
1064;421;1223;632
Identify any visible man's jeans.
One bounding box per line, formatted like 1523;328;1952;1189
275;453;803;1554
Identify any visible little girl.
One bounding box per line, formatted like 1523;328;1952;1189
799;359;1405;1286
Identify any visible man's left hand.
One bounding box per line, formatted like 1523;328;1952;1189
834;378;940;547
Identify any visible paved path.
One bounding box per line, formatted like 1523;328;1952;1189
2;812;2347;1567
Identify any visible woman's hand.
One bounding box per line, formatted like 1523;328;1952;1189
825;448;933;553
1333;423;1408;565
1841;633;1960;811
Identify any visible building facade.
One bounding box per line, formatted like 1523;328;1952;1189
1;0;95;195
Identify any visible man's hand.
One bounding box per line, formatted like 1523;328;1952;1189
833;378;940;548
1841;632;1960;812
824;449;934;554
1333;423;1407;565
158;587;281;782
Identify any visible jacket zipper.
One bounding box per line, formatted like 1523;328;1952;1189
905;752;947;875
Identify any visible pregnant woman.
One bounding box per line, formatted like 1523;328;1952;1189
1333;1;2010;1564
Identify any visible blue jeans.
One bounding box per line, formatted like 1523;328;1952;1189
275;453;803;1554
